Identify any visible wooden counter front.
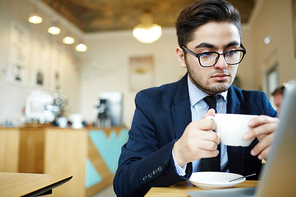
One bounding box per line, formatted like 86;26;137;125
0;128;20;172
0;127;128;197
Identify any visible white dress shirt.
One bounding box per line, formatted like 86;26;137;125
173;75;229;176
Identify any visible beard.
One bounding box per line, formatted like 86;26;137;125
186;60;235;95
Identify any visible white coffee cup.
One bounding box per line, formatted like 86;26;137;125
57;117;68;128
68;113;83;129
211;114;257;147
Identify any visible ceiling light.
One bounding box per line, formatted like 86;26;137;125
48;26;61;35
264;36;271;44
75;43;87;52
28;13;43;24
28;0;42;24
48;19;61;35
63;36;75;44
133;10;162;44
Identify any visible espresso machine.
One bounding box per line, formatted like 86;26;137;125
94;91;123;127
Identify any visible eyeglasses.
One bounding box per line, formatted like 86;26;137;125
182;44;246;67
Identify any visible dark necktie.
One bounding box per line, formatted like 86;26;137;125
199;95;220;171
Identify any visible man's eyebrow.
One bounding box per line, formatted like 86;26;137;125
195;43;216;49
225;41;240;48
194;41;240;50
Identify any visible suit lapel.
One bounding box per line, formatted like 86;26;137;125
171;74;191;139
171;101;191;139
226;86;246;174
226;85;245;114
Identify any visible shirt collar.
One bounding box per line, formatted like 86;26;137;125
187;75;227;107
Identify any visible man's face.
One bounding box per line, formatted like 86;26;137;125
178;22;241;95
273;93;283;115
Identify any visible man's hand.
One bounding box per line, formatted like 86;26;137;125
243;115;279;160
173;109;221;167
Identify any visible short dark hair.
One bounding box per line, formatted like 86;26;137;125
272;86;285;96
175;0;241;47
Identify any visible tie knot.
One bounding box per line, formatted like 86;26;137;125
204;95;220;111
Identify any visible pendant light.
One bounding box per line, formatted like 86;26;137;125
62;35;75;44
28;0;43;24
133;10;162;44
48;19;61;35
28;13;43;24
75;42;87;52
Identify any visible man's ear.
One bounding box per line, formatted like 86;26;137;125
176;47;187;68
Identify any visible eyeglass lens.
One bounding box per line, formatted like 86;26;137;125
199;51;244;67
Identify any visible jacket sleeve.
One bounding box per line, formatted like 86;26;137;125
113;91;192;197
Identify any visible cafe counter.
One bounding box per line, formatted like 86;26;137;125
0;126;129;197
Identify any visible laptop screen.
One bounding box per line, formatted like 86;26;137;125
255;80;296;197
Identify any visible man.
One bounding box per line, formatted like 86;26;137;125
113;1;279;196
271;85;285;116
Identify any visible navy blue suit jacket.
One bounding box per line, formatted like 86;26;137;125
113;74;278;197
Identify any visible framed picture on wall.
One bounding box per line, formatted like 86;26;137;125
129;56;154;91
6;22;30;87
30;33;50;89
50;43;64;93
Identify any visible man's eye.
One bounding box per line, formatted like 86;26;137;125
226;51;237;57
200;53;215;60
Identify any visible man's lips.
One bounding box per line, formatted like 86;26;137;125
211;73;229;80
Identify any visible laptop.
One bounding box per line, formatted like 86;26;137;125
187;80;296;197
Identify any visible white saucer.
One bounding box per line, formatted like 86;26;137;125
189;172;245;189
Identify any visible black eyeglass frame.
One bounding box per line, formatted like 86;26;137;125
182;43;247;67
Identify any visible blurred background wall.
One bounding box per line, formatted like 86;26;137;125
0;0;295;128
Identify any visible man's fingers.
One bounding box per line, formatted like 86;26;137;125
255;147;271;160
243;123;274;140
199;149;220;159
243;116;279;140
198;137;220;150
248;115;279;128
251;133;274;157
191;117;217;131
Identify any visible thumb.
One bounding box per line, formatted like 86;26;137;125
203;108;215;118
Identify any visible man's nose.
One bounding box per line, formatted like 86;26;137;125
214;54;228;69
